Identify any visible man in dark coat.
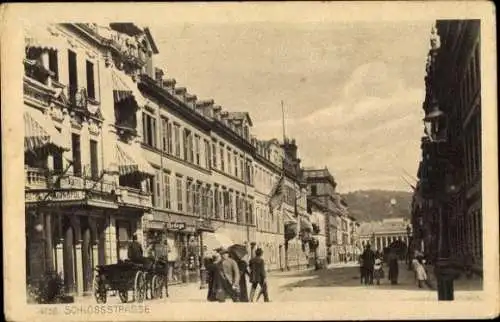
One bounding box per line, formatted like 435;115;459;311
128;234;143;262
249;248;269;302
361;244;376;285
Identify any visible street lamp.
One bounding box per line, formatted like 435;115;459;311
196;217;208;290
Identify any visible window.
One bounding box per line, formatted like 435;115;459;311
48;50;58;81
176;177;183;211
183;129;193;162
214;187;219;219
240;157;244;180
204;140;210;169
195;135;201;165
90;139;99;180
53;128;63;173
71;133;82;176
234;154;238;178
208;189;213;218
228;192;234;221
193;183;201;216
154;171;161;207
223;190;230;220
220;144;225;172
186;180;192;214
211;142;217;168
174;124;181;157
68;50;78;101
86;60;95;99
142;112;157;147
161;118;168;152
235;194;241;223
167;122;173;154
227;148;232;175
311;185;317;196
164;172;171;209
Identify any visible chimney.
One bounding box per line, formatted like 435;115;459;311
184;93;197;108
163;78;176;91
154;68;164;84
174;87;187;100
195;99;215;117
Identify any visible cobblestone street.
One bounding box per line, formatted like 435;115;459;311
77;262;483;304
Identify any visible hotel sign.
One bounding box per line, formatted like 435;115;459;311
25;190;86;203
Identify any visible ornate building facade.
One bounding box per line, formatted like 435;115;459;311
24;23;157;295
412;20;482;278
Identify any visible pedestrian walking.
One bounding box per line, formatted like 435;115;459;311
373;256;384;285
361;244;375;285
206;252;223;302
249;248;270;302
234;254;250;302
218;248;240;302
414;257;433;289
358;254;365;284
387;248;399;285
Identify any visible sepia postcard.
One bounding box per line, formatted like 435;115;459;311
1;2;498;321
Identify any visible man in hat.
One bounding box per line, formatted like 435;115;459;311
128;233;144;262
219;248;240;302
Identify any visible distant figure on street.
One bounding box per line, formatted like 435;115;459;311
249;248;270;302
387;248;399;285
373;256;384;285
361;244;375;285
127;234;143;262
358;254;365;284
413;257;433;289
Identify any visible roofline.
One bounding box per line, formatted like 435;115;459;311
144;27;159;54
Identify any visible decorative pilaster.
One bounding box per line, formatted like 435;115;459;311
74;241;84;295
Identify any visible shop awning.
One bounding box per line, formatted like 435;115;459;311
24;108;70;152
203;232;235;251
24;26;59;51
111;69;147;107
115;141;155;176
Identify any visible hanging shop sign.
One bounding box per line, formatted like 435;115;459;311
25;189;86;203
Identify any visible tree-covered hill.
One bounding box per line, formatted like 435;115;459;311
341;190;413;223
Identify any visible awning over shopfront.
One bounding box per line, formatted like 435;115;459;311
111;69;147;107
203;232;235;251
24;26;59;51
24;108;70;152
115;141;155;176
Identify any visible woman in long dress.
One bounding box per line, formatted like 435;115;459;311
235;256;249;302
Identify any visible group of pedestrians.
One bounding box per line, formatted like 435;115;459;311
205;247;270;303
358;244;400;285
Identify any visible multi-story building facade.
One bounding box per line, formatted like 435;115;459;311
24;22;316;296
303;167;354;263
24;23;158;296
412;20;482;277
358;218;411;253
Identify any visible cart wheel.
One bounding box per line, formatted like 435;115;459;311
134;271;146;303
118;289;128;303
151;275;164;299
93;275;107;304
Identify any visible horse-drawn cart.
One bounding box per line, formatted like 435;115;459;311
93;257;168;303
93;260;147;304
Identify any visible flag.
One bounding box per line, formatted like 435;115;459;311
268;174;284;214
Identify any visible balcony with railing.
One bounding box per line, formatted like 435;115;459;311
25;167;49;190
117;186;152;209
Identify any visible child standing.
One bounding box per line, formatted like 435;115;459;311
373;257;384;285
414;257;433;289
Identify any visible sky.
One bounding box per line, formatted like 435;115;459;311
149;20;434;193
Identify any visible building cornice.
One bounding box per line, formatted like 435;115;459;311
138;74;212;133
